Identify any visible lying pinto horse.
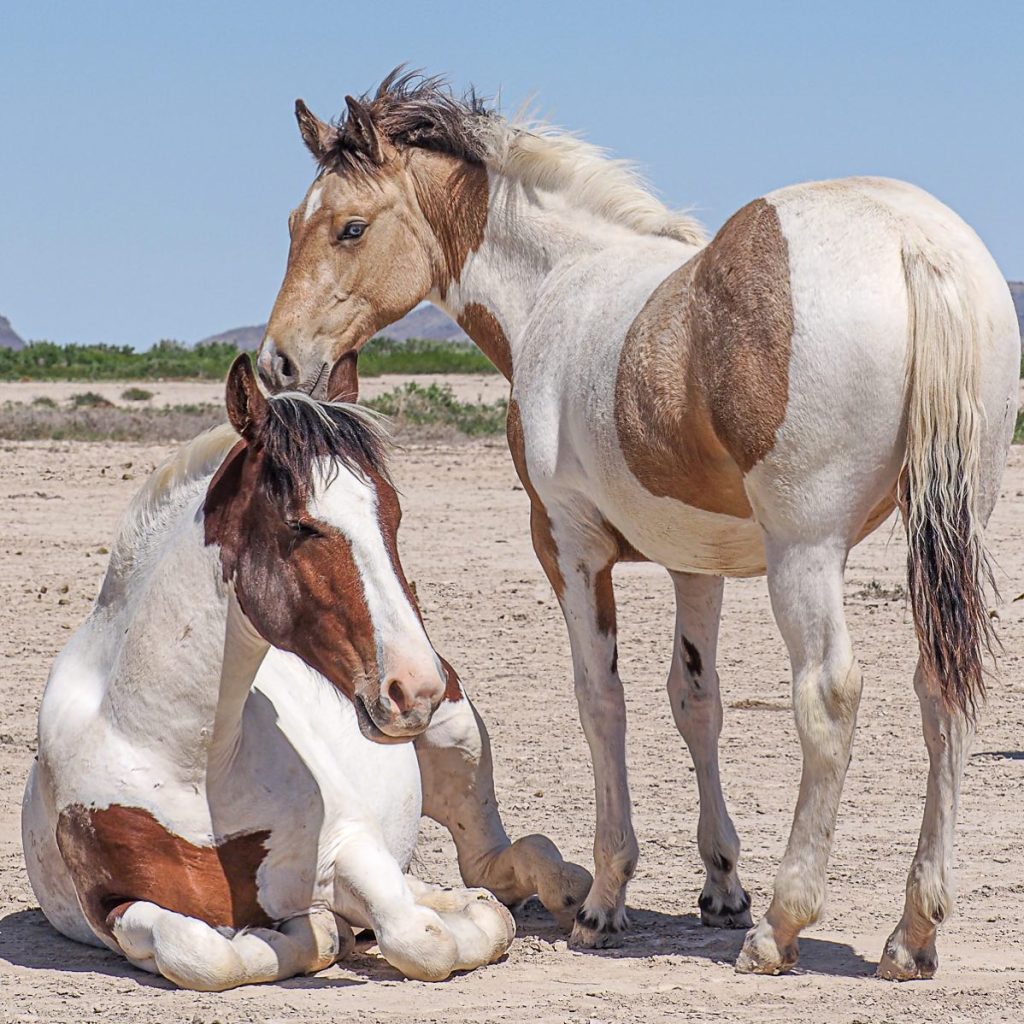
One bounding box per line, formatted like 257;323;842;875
257;70;1020;977
22;355;515;988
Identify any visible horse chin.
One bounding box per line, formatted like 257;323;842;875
353;694;420;745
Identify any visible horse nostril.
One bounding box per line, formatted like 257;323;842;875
278;352;296;382
387;680;408;714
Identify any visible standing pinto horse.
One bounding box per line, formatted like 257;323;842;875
257;71;1021;977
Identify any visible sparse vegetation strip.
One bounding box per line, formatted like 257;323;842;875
0;337;498;382
0;383;507;442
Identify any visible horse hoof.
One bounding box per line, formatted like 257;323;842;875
735;921;798;975
465;894;517;962
543;863;594;933
877;934;937;981
568;906;628;950
504;834;593;932
698;888;753;930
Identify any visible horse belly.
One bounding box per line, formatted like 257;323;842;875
599;475;767;576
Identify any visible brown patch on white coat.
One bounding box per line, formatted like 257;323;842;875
614;198;794;516
55;804;272;939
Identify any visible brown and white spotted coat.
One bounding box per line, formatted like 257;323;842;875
256;73;1021;978
22;357;519;989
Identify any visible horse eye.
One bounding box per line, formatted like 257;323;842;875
337;220;367;241
286;519;321;538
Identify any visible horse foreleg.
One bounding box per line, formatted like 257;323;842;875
736;538;863;974
666;571;751;929
877;663;971;980
332;834;513;980
415;684;592;930
528;501;635;949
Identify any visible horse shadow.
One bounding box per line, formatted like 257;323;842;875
512;899;874;979
0;908;369;990
1;901;872;986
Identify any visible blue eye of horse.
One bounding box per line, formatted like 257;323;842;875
339;221;366;240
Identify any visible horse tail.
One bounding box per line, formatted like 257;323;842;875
899;238;996;721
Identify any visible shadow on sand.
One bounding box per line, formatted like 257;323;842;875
512;898;874;979
0;908;373;989
1;900;872;986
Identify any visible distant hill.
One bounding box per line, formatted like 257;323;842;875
196;304;468;351
195;324;266;350
1009;281;1024;339
0;315;25;351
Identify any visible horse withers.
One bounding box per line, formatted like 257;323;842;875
22;355;514;989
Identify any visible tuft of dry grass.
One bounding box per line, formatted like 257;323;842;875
0;401;224;442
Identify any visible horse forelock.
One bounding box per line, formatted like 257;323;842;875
254;392;392;508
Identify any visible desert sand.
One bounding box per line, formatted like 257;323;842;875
0;389;1022;1023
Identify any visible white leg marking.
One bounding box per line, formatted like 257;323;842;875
877;663;971;980
332;832;513;981
112;902;344;990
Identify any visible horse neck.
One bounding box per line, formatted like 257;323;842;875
436;171;691;381
100;497;268;775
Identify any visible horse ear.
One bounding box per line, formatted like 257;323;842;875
327;352;360;403
295;99;335;161
344;95;384;165
225;354;267;441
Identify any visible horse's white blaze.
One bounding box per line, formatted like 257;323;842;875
308;467;443;689
303;184;324;222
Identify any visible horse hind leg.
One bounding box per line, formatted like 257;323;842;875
666;571;751;929
736;537;863;974
877;663;969;980
110;901;348;990
415;681;592;931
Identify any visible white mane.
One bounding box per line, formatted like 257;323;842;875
474;117;707;246
101;423;239;593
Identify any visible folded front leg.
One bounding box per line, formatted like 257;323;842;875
333;832;514;981
416;673;592;930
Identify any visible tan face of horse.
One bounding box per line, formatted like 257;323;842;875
205;356;446;739
260;160;435;393
258;97;487;394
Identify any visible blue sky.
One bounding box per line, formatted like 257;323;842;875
2;1;1021;347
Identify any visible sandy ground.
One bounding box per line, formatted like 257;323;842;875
0;422;1022;1022
0;374;507;409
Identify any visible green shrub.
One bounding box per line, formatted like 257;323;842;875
69;391;114;408
1015;409;1024;445
121;386;155;401
30;395;57;408
365;383;506;437
0;336;498;382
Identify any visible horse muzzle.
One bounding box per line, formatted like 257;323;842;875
354;669;445;741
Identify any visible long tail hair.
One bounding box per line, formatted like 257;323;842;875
900;240;996;720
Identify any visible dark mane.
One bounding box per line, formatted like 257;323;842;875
321;67;493;174
254;394;390;506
